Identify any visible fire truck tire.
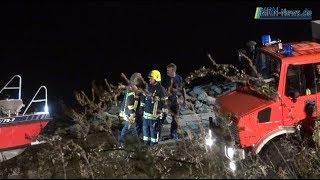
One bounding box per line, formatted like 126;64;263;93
259;137;297;178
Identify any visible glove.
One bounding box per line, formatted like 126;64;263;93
128;114;136;126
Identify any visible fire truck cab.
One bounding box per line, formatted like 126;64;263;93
216;20;320;169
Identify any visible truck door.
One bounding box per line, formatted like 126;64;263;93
282;64;317;134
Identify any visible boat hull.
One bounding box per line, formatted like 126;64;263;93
0;147;27;162
0;113;51;161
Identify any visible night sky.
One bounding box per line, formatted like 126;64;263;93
0;1;319;110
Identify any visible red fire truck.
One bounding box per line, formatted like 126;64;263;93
211;20;320;170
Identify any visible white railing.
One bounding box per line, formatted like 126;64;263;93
23;86;48;115
0;75;22;100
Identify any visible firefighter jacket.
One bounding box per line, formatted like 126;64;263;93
140;83;168;120
119;88;140;122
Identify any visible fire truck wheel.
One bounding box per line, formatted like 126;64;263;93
259;137;297;178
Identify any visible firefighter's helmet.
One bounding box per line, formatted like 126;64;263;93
148;70;161;82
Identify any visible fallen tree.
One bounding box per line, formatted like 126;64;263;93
0;55;320;179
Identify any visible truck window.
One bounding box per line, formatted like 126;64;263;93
306;63;320;94
255;51;280;89
305;63;317;94
255;52;271;79
285;65;301;97
285;64;315;97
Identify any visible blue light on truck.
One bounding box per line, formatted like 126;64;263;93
283;44;293;56
261;35;271;45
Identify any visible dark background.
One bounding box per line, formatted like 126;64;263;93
0;1;319;111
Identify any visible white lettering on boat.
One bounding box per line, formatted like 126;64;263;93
0;118;15;123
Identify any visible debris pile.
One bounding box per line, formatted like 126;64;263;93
179;81;237;115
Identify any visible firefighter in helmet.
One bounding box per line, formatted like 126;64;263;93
140;70;168;146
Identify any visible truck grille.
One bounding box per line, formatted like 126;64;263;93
228;121;240;144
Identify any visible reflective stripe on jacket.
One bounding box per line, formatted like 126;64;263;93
119;90;139;121
141;83;168;120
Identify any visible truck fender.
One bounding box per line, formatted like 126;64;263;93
252;126;296;155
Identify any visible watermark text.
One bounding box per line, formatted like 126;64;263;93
255;7;312;20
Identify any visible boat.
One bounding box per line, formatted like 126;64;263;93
0;75;52;162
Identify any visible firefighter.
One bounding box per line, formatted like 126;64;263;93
140;70;168;146
163;63;184;140
118;72;145;147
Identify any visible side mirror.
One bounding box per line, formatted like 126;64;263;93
290;91;300;103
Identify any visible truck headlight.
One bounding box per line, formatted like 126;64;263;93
229;161;237;172
205;129;216;147
205;138;214;147
227;147;235;159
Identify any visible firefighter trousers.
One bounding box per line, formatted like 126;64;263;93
118;121;138;145
142;118;158;146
